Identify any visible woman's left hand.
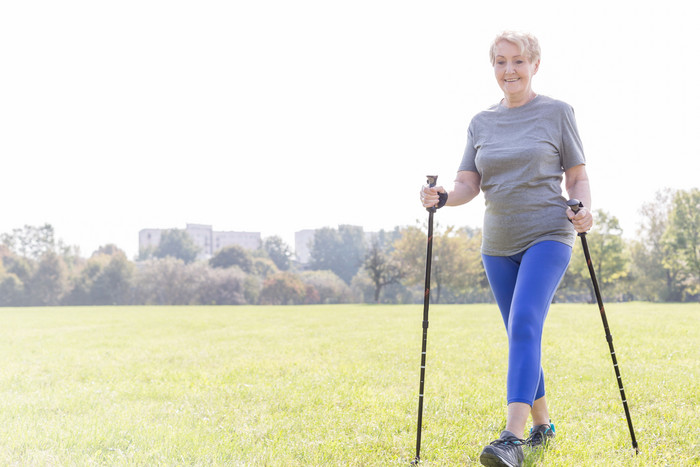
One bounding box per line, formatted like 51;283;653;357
567;206;593;233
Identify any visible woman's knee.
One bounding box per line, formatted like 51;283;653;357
508;312;541;344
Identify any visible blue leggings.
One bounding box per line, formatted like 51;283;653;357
482;241;571;406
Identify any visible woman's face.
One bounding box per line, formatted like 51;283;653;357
493;40;539;101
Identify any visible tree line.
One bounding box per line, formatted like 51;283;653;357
0;188;697;306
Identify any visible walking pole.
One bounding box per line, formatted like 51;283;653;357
411;175;439;465
567;199;639;454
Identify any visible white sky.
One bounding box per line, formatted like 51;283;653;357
1;1;698;259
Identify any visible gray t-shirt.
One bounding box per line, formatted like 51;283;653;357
459;95;586;256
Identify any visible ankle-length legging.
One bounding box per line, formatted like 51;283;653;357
481;240;572;406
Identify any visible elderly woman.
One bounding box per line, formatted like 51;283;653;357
420;31;593;467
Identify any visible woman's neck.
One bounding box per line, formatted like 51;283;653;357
502;91;537;108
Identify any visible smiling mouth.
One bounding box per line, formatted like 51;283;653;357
505;78;519;82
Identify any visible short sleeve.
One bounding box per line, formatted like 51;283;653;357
458;122;479;173
560;104;586;170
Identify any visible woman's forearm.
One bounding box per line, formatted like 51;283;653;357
566;178;591;210
447;171;481;206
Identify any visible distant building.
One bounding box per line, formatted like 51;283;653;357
186;224;214;257
294;229;316;264
139;229;162;253
139;224;261;260
213;229;261;253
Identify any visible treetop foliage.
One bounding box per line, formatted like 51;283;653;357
153;229;199;264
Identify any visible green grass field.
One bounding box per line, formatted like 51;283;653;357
0;303;697;466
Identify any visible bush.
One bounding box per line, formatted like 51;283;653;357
300;270;353;304
132;258;198;305
133;258;248;305
195;265;246;305
259;272;307;305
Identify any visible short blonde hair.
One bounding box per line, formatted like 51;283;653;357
489;31;541;65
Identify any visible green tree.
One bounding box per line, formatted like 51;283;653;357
363;238;404;303
1;224;69;260
263;236;291;271
0;273;23;306
154;229;199;264
433;227;489;303
391;223;488;304
309;225;365;284
251;257;279;279
210;245;253;272
0;245;31;305
64;256;105;305
563;210;628;303
26;252;68;306
628;189;683;301
1;251;32;285
90;251;134;305
663;188;700;300
93;244;123;257
0;255;24;306
391;224;430;291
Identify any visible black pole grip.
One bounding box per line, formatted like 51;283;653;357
426;175;438;213
567;198;583;213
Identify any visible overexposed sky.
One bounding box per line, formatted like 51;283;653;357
1;1;697;258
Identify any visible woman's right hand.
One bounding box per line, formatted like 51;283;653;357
420;184;445;209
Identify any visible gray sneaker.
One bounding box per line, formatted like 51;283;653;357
479;430;525;467
525;422;555;448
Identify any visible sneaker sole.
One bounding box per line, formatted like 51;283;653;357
479;452;518;467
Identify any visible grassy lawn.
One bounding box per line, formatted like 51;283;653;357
0;303;697;466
